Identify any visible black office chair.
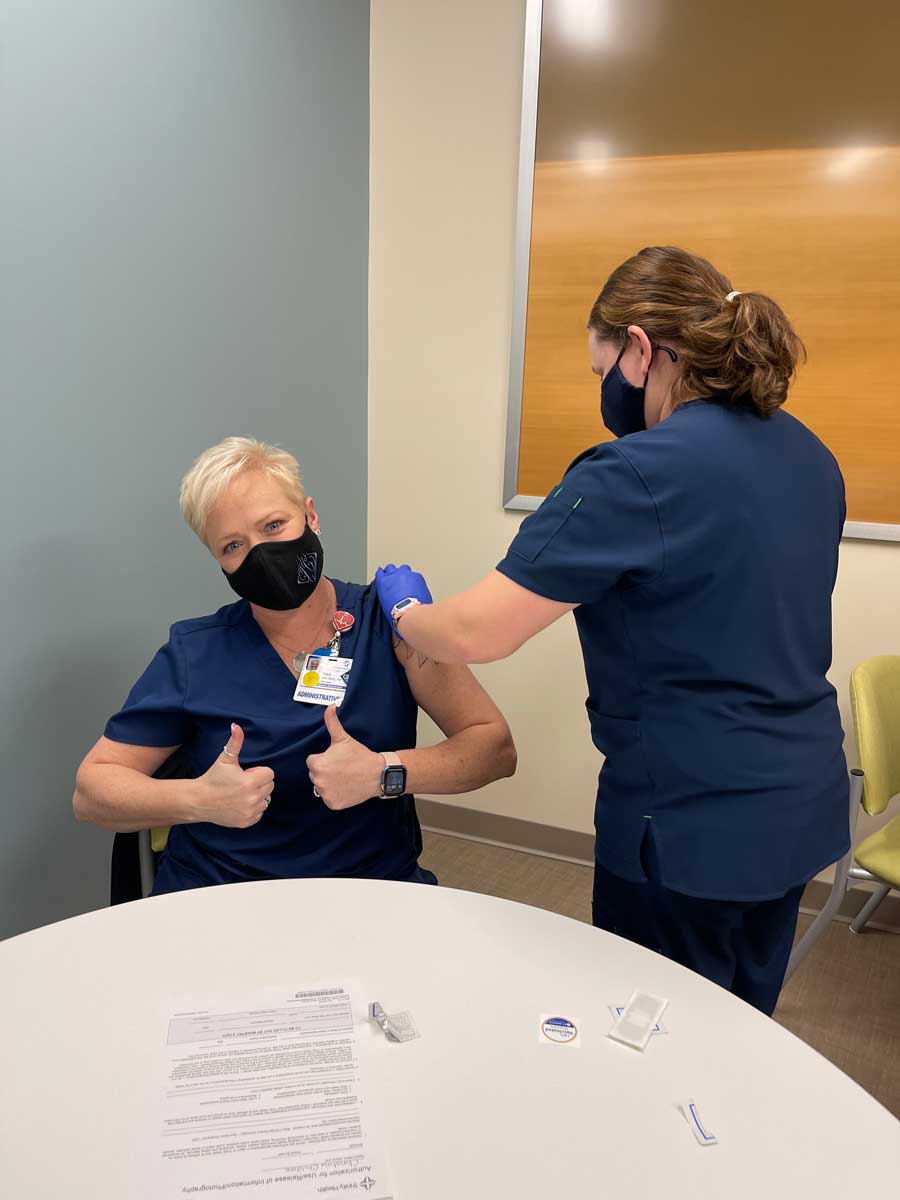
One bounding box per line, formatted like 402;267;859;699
109;747;193;905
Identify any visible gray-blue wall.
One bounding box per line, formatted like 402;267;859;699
0;0;369;939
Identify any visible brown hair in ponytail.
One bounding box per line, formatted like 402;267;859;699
588;246;806;416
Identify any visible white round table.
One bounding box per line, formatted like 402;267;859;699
2;879;897;1197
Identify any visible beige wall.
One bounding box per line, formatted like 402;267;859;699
368;0;900;851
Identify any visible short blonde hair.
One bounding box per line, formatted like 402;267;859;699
179;437;306;543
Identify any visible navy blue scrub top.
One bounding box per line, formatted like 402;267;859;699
105;580;425;886
498;401;850;901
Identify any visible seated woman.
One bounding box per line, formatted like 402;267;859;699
73;437;516;893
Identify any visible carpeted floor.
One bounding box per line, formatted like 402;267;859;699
419;829;900;1118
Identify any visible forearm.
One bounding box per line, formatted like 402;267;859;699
396;721;517;796
73;763;199;832
397;597;499;664
394;572;573;664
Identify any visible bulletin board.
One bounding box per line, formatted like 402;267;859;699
505;0;900;538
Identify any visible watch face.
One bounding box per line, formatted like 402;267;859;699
383;766;406;796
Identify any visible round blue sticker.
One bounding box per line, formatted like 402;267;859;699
541;1016;578;1044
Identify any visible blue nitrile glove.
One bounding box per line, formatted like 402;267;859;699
375;564;433;639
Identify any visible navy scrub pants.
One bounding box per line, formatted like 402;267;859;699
592;834;805;1016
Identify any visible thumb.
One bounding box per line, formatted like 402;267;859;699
324;705;349;744
222;722;244;763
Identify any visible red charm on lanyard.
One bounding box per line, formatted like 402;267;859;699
333;611;355;633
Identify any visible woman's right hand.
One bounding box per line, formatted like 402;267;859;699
191;724;275;827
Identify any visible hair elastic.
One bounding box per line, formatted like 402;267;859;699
725;291;742;302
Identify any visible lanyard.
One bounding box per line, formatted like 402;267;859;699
291;624;343;674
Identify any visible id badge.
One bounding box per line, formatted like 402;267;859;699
293;654;353;707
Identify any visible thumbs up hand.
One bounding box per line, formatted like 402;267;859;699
192;723;276;828
323;704;351;747
306;706;384;810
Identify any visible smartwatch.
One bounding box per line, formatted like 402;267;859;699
379;751;407;798
390;596;421;635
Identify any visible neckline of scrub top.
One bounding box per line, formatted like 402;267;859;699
238;578;356;689
672;398;712;413
671;397;758;418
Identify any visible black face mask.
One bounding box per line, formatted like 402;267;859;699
600;342;679;438
600;346;648;438
223;526;324;610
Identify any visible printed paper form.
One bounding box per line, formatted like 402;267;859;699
151;983;394;1198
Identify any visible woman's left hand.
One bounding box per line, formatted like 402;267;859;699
374;563;433;637
306;706;384;810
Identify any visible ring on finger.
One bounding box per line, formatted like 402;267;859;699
263;794;271;809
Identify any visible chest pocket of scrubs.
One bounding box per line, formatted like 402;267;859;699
510;486;582;563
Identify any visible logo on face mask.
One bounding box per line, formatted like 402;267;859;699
297;552;319;584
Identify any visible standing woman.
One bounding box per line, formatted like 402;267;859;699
376;246;849;1015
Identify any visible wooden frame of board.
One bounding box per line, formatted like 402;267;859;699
504;0;900;541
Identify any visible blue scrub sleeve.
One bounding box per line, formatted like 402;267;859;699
104;631;192;748
497;443;664;604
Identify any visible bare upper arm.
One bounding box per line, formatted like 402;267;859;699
79;735;180;780
392;640;508;739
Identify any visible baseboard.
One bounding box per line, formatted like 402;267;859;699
417;798;900;932
418;798;595;865
798;880;900;932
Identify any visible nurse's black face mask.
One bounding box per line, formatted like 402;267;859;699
600;341;678;438
222;523;324;611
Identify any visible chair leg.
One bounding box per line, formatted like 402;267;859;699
784;769;864;983
138;829;155;899
785;882;844;983
849;882;892;934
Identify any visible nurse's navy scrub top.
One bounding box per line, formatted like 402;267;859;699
497;401;850;901
104;579;425;886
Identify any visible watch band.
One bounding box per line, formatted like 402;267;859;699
381;751;402;770
390;596;421;635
